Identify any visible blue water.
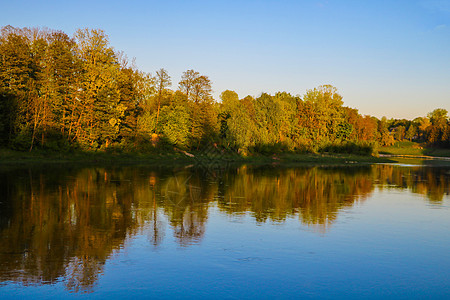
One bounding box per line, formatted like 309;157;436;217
0;164;449;299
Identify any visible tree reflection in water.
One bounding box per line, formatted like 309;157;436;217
0;164;448;291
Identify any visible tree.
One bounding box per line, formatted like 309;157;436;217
224;103;256;153
394;125;405;141
0;28;33;147
274;92;298;146
46;31;79;141
428;108;448;126
417;117;431;141
178;72;215;147
219;90;238;144
192;75;212;104
74;28;121;148
159;105;190;147
377;117;394;146
178;69;199;101
426;109;448;146
299;85;346;149
220;90;239;111
405;125;417;141
154;68;171;130
116;66;141;145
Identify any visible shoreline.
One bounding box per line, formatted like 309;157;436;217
0;149;392;167
378;153;450;161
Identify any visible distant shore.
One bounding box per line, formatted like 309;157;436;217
4;143;450;168
0;148;393;167
379;141;450;158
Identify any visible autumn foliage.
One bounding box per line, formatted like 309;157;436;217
1;26;449;154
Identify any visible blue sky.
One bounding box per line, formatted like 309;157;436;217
2;0;450;119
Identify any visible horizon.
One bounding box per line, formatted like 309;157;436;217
2;0;450;120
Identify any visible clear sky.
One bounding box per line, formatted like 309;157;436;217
2;0;449;119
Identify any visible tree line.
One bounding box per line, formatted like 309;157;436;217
1;26;449;154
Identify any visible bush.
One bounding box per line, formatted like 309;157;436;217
248;141;291;155
320;141;376;156
11;129;32;151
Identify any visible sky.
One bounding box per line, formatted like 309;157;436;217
2;0;450;119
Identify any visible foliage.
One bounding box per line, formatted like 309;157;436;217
1;25;449;156
320;141;376;156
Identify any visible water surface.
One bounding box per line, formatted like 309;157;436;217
0;163;449;299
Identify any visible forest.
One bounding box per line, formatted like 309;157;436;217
1;26;449;155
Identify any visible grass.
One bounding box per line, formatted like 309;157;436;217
0;148;393;167
379;141;425;156
379;141;450;158
423;148;450;157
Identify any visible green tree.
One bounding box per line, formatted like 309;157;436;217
405;125;417;141
154;68;171;131
218;90;257;153
417;117;431;141
179;72;215;147
0;27;33;147
299;85;346;150
159;105;191;148
427;109;448;146
45;31;80;147
428;108;448;126
74;28;121;149
394;125;405;141
377;117;394;146
220;90;239;111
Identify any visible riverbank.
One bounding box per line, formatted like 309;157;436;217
379;141;450;157
0;148;392;167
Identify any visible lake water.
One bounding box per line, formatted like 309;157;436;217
0;163;449;299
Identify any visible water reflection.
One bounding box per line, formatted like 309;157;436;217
0;164;449;291
217;166;374;227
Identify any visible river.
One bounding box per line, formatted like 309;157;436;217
0;163;449;298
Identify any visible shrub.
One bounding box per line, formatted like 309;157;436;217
320;141;375;156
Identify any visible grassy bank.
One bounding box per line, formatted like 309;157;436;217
0;148;392;167
379;141;450;158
